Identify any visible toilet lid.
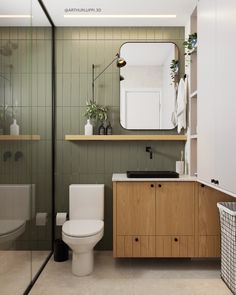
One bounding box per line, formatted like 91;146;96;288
0;220;25;236
62;220;104;237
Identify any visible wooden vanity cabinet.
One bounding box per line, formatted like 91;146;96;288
196;183;235;257
113;181;235;258
113;181;195;258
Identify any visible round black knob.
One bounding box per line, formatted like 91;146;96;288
174;238;178;242
135;238;139;242
158;184;162;188
201;184;205;188
215;180;219;185
211;179;215;184
150;184;154;188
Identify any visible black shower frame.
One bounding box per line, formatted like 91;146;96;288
24;1;56;294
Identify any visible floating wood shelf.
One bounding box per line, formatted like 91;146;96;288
0;135;40;141
65;135;187;141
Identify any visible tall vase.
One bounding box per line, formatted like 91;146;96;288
84;119;93;135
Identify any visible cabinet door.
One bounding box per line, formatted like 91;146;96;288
198;184;234;257
197;0;216;185
198;184;234;236
116;182;155;235
214;0;236;195
155;182;195;235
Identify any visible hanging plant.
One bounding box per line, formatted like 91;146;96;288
183;32;197;55
170;59;179;84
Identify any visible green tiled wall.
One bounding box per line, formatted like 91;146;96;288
55;27;185;250
0;27;52;250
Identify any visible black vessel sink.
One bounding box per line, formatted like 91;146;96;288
126;171;179;178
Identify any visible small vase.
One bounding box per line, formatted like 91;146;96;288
106;121;112;135
10;119;19;135
98;123;105;135
84;119;93;136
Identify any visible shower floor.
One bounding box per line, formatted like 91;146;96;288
0;250;50;295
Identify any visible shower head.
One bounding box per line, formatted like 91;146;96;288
0;41;18;56
0;46;12;56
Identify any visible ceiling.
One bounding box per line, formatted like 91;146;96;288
44;0;197;26
0;0;197;27
0;0;50;26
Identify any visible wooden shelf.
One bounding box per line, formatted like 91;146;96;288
65;135;187;141
0;135;40;141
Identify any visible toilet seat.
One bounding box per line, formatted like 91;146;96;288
62;220;104;238
0;220;25;236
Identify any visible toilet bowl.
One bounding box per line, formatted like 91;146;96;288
0;184;34;249
62;219;104;276
62;184;104;276
0;220;26;250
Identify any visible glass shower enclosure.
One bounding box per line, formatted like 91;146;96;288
0;1;53;294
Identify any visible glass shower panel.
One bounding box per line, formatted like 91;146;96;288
0;1;53;294
0;1;33;293
31;0;53;280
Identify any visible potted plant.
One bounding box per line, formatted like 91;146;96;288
84;100;108;135
170;59;179;85
0;105;10;135
183;32;197;55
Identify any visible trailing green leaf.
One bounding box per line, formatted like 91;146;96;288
170;59;179;84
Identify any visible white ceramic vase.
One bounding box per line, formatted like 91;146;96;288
84;119;93;136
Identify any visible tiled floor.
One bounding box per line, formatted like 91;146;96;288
30;251;232;295
0;251;50;295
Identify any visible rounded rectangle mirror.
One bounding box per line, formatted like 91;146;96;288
120;42;179;130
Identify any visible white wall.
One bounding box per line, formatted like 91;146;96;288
121;65;163;89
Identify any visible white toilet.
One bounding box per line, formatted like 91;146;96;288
62;184;104;276
0;184;33;250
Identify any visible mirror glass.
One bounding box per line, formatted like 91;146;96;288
120;42;178;130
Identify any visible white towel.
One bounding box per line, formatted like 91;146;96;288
176;78;187;133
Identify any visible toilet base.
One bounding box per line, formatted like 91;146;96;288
72;250;94;276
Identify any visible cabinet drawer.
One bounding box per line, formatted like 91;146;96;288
116;236;155;257
156;236;195;257
198;236;220;257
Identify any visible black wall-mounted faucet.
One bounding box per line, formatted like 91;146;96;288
146;146;153;159
14;151;23;161
3;151;12;162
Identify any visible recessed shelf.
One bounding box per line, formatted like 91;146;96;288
0;135;40;141
65;135;187;141
190;90;198;98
